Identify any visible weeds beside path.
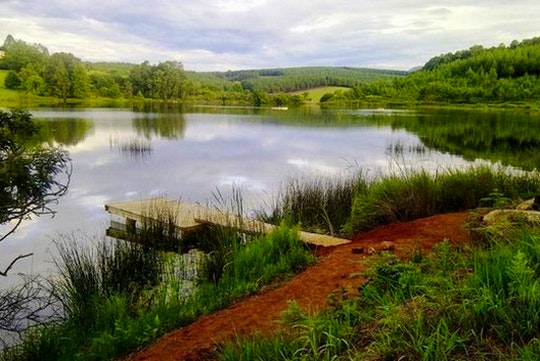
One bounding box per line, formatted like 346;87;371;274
126;211;471;361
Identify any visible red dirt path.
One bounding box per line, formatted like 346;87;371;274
126;212;471;361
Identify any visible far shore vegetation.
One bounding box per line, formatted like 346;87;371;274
2;34;540;109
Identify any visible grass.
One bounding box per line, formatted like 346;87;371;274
344;165;540;235
214;166;540;361
260;165;540;238
0;70;134;108
1;206;314;361
259;176;365;237
216;227;540;361
0;70;27;106
4;165;540;360
289;86;350;104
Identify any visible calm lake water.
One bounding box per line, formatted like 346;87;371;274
2;105;539;285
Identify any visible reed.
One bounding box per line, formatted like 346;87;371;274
109;135;152;160
259;175;366;236
2;204;314;361
54;238;162;330
345;165;540;235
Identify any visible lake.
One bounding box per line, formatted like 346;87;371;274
2;105;539;284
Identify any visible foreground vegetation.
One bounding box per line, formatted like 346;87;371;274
2;164;540;360
218;167;540;361
262;165;540;237
1;223;314;361
218;228;540;361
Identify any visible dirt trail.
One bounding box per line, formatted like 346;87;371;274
126;212;471;361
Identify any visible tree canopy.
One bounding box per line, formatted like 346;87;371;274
0;110;70;342
0;109;71;249
321;36;540;105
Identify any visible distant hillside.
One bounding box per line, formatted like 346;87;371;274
203;66;407;93
82;64;405;95
321;36;540;105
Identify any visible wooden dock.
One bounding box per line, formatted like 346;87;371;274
104;198;350;248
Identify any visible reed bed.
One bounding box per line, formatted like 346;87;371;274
260;165;540;238
1;203;313;361
5;165;540;361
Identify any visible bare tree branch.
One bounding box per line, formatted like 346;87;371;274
0;275;62;347
0;253;33;277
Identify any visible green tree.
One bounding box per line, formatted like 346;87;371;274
45;55;70;100
129;60;153;97
23;74;46;95
71;63;90;98
129;60;185;100
44;52;89;100
0;39;48;72
0;109;71;251
0;109;69;340
4;71;21;89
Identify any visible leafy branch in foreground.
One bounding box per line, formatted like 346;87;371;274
0;109;71;267
0;109;70;347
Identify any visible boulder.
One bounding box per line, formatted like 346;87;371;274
516;196;540;211
483;209;540;226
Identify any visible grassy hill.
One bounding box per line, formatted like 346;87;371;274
290;86;351;104
204;66;407;93
0;69;27;106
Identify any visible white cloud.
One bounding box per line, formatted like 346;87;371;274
1;0;539;71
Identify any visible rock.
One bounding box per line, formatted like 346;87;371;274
379;241;396;252
517;198;534;210
483;209;540;226
516;196;540;211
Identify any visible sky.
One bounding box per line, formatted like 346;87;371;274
1;0;540;72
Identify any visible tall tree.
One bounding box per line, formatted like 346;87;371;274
71;63;90;98
129;60;185;100
45;55;70;101
44;52;89;100
0;39;48;72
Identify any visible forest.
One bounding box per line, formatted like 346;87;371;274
320;37;540;105
0;34;402;107
3;34;540;107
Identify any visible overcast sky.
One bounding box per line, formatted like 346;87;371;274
1;0;539;71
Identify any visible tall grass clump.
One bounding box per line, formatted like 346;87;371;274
54;239;162;332
261;166;540;239
466;231;540;344
109;135;152;160
217;299;358;361
109;198;186;253
345;165;540;235
260;176;367;236
194;224;315;310
2;202;315;361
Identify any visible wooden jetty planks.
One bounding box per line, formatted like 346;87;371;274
105;198;350;248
